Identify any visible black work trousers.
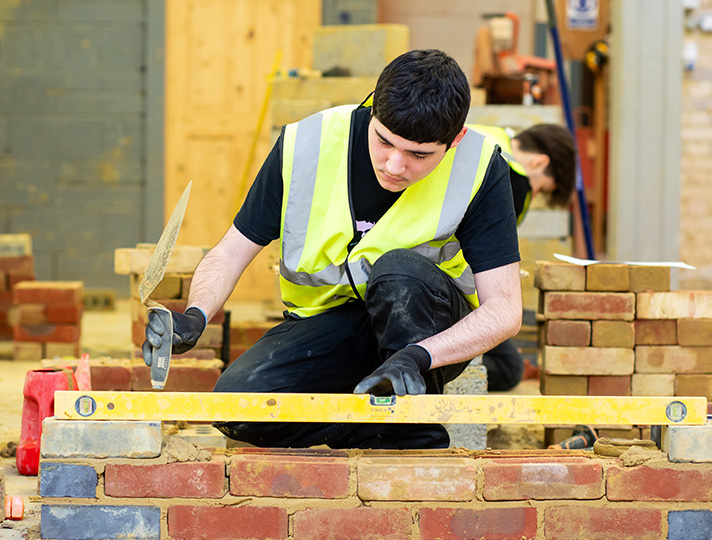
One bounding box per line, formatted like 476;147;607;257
212;249;473;449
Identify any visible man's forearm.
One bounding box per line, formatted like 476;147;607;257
186;226;264;321
419;262;522;369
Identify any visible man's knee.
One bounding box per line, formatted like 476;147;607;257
369;249;435;284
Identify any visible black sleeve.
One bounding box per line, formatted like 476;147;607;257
232;130;284;246
456;149;521;274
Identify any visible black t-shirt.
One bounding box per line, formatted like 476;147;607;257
234;106;520;275
510;169;532;221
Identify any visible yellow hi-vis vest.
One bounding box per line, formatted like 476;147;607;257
279;105;495;318
467;124;531;225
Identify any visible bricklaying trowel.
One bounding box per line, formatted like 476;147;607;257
138;181;192;390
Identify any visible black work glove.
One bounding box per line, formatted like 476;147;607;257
353;344;432;396
142;307;207;366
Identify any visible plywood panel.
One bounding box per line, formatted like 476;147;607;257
165;0;321;302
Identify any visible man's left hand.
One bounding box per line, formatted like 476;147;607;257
353;345;431;396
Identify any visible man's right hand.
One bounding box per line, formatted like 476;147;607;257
142;307;207;366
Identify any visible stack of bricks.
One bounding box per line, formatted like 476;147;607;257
0;234;35;349
12;281;83;362
536;261;712;443
38;417;712;540
115;244;226;391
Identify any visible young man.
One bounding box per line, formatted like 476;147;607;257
143;49;522;449
470;123;575;391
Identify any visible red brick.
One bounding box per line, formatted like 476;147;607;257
168;506;287;540
545;320;590;346
13;323;80;343
0;323;13;340
635;346;712;373
629;265;670;292
635;319;677;345
0;270;5;291
675;374;712;400
586;263;629;291
105;457;227;498
7;274;34;289
0;291;12;304
677;318;712;346
90;363;132;391
131;360;222;392
544;507;662;540
241;321;279;344
195;323;223;348
230;454;349;498
591;321;635;348
358;457;476;501
607;465;712;501
292;508;412;540
587;376;631;396
13;281;83;305
46;303;83;324
420;507;537;540
0;255;34;274
482;457;603;500
543;292;635;320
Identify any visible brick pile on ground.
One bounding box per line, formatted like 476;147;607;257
12;281;83;362
0;234;35;349
535;261;712;444
37;417;712;540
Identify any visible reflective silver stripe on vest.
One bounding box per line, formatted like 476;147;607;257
283;112;323;269
280;256;372;288
411;240;461;264
452;268;476;296
434;130;485;241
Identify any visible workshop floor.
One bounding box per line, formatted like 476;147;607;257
0;299;540;537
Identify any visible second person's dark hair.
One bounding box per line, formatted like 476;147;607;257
371;49;471;148
513;124;576;207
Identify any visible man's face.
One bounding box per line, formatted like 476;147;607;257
367;116;451;192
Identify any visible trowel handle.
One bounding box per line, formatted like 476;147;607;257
149;305;173;390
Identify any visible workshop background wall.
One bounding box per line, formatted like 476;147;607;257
0;0;164;293
680;0;712;290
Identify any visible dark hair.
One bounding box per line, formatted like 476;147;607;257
513;124;576;207
371;49;471;148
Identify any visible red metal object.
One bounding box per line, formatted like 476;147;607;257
16;368;77;476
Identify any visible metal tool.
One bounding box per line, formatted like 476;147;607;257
55;392;708;426
138;181;192;390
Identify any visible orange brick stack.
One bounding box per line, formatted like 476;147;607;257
12;281;83;361
0;234;36;346
535;261;687;443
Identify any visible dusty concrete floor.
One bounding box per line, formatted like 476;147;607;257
0;299;541;537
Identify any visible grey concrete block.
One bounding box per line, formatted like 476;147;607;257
40;463;98;498
444;359;487;450
518;209;570;239
668;510;712;540
41;505;160;540
11;117;142;160
662;421;712;462
56;1;143;23
41;418;163;458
